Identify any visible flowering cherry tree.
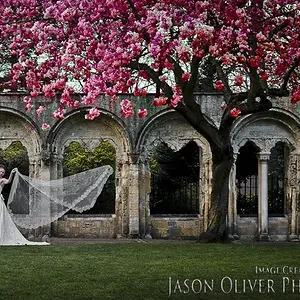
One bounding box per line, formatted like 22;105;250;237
0;0;299;241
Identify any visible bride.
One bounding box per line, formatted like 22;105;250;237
0;163;113;246
0;165;49;246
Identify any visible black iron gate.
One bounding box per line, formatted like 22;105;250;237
150;175;199;214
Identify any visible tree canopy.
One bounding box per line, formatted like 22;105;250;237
0;0;299;128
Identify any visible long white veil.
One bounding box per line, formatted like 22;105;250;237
7;166;114;229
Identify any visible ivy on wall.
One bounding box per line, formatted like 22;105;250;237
62;141;116;214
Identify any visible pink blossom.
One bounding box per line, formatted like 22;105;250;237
153;97;167;107
25;103;33;111
260;73;269;81
248;57;260;68
36;105;46;116
52;108;65;120
30;91;39;98
159;75;168;82
120;99;134;118
221;102;227;110
214;80;224;91
291;87;300;104
138;70;150;80
41;123;50;130
133;88;148;97
230;108;241;118
43;84;56;98
181;73;190;82
138;108;148;118
169;95;183;108
234;76;244;86
85;107;100;120
23;96;32;104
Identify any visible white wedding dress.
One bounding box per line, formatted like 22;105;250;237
0;182;49;246
1;165;113;245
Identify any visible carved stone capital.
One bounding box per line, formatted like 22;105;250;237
257;152;270;161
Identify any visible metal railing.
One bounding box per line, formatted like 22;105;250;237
150;175;199;214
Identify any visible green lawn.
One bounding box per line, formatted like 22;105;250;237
0;241;300;300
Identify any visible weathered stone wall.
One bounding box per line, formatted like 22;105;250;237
237;217;289;242
53;215;117;238
1;92;300;241
150;216;202;240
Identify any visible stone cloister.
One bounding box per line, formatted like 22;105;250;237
1;92;300;241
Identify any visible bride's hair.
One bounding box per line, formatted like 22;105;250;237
0;164;6;171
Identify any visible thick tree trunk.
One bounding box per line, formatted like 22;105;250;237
199;146;233;242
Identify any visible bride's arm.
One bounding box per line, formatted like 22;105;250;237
4;168;17;184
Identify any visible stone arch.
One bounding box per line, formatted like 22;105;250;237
229;108;300;241
0;107;41;177
136;110;211;160
136;110;212;238
47;107;131;159
46;107;132;238
231;108;300;154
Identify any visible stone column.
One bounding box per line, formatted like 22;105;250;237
40;150;52;242
47;152;62;238
257;152;270;241
128;162;140;238
290;187;298;241
114;158;124;238
228;153;239;240
286;152;299;241
137;160;152;238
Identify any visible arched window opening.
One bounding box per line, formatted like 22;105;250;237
0;141;29;211
62;141;116;214
150;141;200;215
236;141;259;216
268;142;287;216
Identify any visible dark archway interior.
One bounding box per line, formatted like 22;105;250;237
236;141;259;216
150;140;200;215
268;141;287;216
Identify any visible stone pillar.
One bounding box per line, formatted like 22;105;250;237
286;152;299;241
290;187;298;241
228;153;239;240
138;159;152;239
47;152;62;238
40;151;52;242
114;158;124;238
128;162;140;238
257;152;270;241
115;156;130;238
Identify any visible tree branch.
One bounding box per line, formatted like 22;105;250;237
126;0;150;43
281;58;299;91
129;60;173;97
211;58;233;103
269;20;289;38
127;0;140;21
175;102;225;150
184;56;200;97
168;56;184;87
